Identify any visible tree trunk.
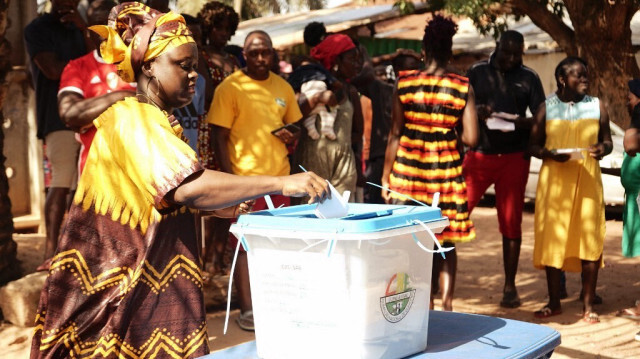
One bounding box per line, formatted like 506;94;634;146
0;0;19;286
513;0;640;128
564;0;639;128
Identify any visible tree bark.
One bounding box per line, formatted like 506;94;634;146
511;0;640;128
565;0;639;128
0;0;19;286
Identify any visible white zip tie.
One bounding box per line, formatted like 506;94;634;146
223;239;242;335
412;220;452;258
264;195;275;210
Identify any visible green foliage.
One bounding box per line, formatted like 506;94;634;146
393;0;416;15
240;0;327;19
445;0;565;39
176;0;326;19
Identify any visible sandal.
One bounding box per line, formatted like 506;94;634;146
534;305;562;319
582;311;600;324
500;290;521;308
236;310;255;331
616;307;640;320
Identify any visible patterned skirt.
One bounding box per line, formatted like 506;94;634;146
389;124;475;243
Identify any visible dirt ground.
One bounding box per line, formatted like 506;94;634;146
2;201;640;358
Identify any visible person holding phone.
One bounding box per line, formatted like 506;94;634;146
207;30;302;331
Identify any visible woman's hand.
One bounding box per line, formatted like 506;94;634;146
588;142;612;160
381;179;392;204
281;172;330;203
541;148;571;163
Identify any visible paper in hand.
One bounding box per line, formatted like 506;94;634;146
492;112;520;121
486;116;516;132
551;148;586;160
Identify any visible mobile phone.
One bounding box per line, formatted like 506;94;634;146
271;123;301;140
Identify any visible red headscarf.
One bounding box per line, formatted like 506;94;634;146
310;34;355;70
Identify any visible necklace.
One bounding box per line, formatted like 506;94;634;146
136;93;186;140
135;92;164;112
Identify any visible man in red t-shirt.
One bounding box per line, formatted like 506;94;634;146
58;0;136;176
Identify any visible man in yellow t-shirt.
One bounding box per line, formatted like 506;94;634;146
209;32;301;177
207;30;302;331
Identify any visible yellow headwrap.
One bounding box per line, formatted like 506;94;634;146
89;2;194;83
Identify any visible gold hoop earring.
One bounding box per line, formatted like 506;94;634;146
151;76;162;97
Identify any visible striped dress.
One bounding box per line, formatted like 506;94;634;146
389;70;475;243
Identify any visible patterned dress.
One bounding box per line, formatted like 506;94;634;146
389;70;475;243
533;94;605;272
31;97;208;358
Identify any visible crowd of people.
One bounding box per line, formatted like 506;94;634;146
22;0;640;357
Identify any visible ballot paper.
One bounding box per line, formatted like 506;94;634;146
551;148;586;160
314;181;350;219
492;112;520;120
486;117;516;132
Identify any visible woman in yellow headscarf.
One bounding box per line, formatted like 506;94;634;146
30;3;328;358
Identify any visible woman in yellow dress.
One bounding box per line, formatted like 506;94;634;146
30;3;328;358
529;56;612;323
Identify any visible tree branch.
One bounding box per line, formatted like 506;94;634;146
510;0;577;54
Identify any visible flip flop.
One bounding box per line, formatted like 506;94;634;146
616;307;640;320
582;311;600;324
236;310;255;331
534;306;562;319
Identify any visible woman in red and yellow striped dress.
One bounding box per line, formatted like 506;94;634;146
382;15;478;311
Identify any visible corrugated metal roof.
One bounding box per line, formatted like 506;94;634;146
228;2;431;48
231;4;640;55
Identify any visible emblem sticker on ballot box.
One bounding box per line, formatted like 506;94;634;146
380;272;416;323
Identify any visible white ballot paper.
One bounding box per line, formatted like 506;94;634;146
486;112;518;132
315;181;350;219
551;148;586;160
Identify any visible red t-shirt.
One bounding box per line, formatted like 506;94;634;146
58;50;136;174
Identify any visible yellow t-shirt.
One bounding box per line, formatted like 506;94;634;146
207;71;302;176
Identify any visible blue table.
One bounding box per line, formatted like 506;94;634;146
202;311;560;359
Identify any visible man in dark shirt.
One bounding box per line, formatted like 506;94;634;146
24;0;90;269
464;30;546;308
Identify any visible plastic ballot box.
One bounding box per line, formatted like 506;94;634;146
228;203;450;359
